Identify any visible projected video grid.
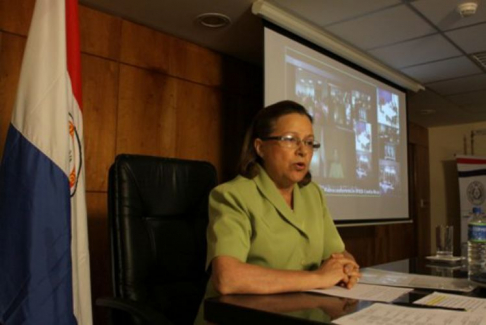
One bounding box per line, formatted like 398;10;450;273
288;55;402;197
265;26;409;221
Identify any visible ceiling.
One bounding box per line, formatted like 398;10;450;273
80;0;486;128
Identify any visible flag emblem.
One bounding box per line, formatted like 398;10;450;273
467;180;485;206
69;115;82;196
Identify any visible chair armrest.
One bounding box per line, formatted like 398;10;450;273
96;296;174;325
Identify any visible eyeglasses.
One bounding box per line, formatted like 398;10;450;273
260;134;321;151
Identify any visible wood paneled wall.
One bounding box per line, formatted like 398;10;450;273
408;123;431;258
0;2;261;324
0;1;429;324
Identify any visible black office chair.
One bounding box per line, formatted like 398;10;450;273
97;154;217;325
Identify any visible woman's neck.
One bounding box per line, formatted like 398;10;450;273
279;187;294;209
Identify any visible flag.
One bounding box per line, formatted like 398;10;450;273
456;155;486;254
0;0;92;323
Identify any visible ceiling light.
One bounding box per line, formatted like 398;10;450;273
457;2;479;18
471;52;486;69
196;13;231;28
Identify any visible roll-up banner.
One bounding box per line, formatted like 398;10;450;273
456;155;486;254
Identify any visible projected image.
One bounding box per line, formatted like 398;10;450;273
329;84;353;129
288;57;380;193
266;27;409;221
354;120;373;182
384;144;396;160
321;128;357;186
310;144;327;178
355;121;371;152
379;160;400;195
352;90;372;123
378;124;400;165
293;68;329;178
379;124;400;144
329;148;345;179
356;152;372;180
377;89;399;129
294;68;329;125
295;75;316;110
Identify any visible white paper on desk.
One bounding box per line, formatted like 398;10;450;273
360;268;475;292
414;292;486;314
333;303;486;325
308;283;412;302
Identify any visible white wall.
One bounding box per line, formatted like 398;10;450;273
429;121;486;255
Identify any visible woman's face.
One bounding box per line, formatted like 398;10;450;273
255;113;314;190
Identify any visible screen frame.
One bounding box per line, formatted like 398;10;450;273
263;21;412;225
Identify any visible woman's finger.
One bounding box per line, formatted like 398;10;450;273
345;268;362;278
337;258;359;270
341;273;350;284
346;276;359;289
331;253;344;259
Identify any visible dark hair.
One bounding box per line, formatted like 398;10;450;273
238;100;313;187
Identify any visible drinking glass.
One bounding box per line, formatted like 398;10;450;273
436;225;454;257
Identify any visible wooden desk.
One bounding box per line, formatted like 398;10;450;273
204;258;486;324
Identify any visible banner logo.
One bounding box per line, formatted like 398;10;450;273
467;181;485;206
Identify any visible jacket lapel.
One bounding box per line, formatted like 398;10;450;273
253;166;308;237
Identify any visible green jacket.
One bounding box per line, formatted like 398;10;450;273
195;166;345;324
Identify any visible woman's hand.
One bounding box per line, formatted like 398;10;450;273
210;254;361;295
314;254;360;289
315;253;361;289
331;253;361;289
342;265;361;289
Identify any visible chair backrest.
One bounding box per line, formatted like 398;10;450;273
108;154;217;324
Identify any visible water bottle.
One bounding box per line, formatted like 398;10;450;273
468;207;486;279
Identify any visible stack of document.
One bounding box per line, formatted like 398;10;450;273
309;283;412;302
334;303;486;325
414;292;486;313
359;267;475;292
307;269;486;325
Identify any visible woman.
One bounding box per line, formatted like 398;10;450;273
195;100;360;324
